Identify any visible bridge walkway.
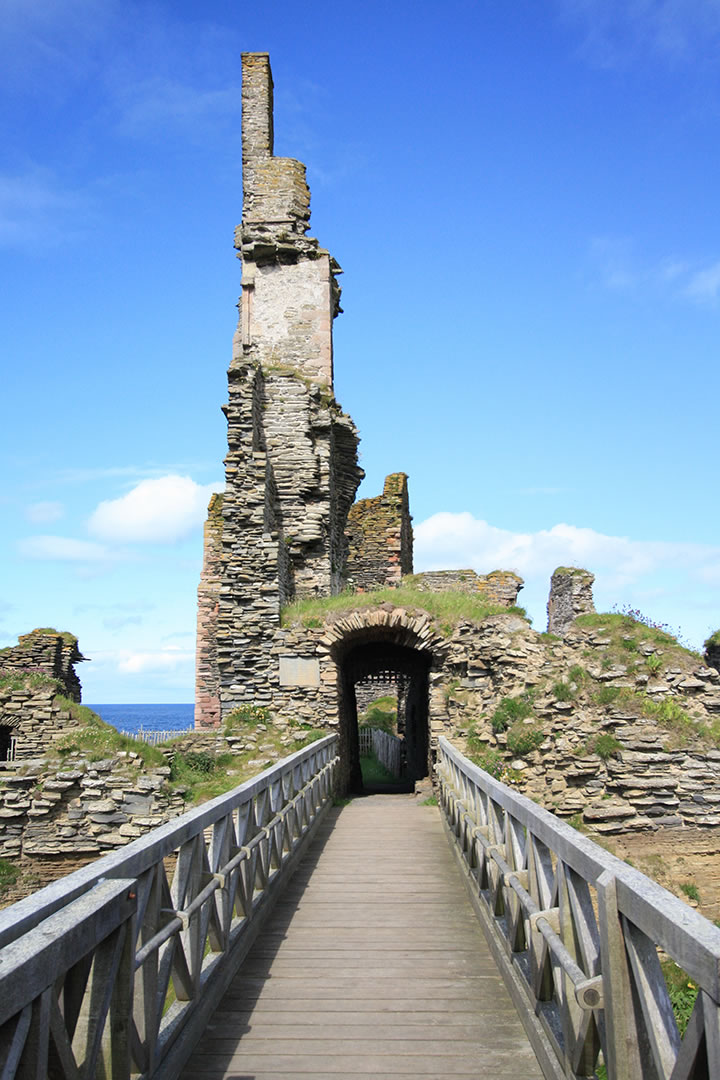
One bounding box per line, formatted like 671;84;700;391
180;793;543;1079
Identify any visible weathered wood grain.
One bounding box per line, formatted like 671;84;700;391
180;795;543;1079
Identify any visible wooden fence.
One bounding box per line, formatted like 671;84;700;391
358;726;403;777
0;735;339;1080
437;736;720;1080
119;729;193;745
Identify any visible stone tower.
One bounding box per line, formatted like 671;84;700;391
195;54;364;726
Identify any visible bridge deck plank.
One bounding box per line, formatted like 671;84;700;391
180;795;543;1079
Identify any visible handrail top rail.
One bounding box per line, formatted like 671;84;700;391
438;736;720;976
0;733;339;949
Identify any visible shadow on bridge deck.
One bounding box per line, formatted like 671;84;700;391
180;794;543;1080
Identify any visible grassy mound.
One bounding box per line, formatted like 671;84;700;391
282;582;528;633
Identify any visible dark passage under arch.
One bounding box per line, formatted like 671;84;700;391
336;639;431;794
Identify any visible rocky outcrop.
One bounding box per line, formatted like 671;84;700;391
443;614;720;834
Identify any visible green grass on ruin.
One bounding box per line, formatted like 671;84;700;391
53;700;169;768
574;612;695;654
281;582;529;633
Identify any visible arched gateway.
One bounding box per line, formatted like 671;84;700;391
322;610;447;793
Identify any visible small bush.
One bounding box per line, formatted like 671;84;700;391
224;704;271;733
552;681;575;702
620;636;638;653
506;722;545;756
594;686;621;706
646;653;663;674
170;751;238;803
662;961;698;1037
468;748;506;779
679;881;700;903
171;751;216;777
642;696;695;744
589;733;622;760
492;694;534;733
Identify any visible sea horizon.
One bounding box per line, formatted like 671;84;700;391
87;703;195;735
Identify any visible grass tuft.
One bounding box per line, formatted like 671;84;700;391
0;857;19;899
491;694;534;733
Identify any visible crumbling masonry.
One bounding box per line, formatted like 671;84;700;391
196;54;392;727
194;55;528;789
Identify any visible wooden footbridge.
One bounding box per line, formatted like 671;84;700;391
1;736;720;1080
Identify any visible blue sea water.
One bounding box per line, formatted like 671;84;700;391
87;703;195;736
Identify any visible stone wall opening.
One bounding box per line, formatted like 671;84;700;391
335;636;432;794
0;725;14;762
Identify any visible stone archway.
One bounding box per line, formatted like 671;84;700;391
323;609;446;793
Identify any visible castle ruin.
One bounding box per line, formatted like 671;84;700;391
193;55;592;792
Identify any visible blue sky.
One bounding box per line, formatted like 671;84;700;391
3;0;720;702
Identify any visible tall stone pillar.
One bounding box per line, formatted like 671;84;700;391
194;54;363;725
546;567;595;637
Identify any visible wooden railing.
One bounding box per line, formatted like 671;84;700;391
0;735;338;1080
358;726;403;777
437;736;720;1080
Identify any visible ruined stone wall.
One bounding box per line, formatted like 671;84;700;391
194;494;224;728
436;614;720;833
411;568;524;607
0;683;78;760
346;473;413;590
235;53;340;386
195;53;364;725
547;567;595;636
0;754;184;865
0;629;85;702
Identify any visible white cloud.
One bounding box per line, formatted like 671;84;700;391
0;168;93;251
0;0;116;88
114;78;241;139
684;260;720;305
17;535;111;562
414;511;720;591
558;0;720;68
87;474;223;544
116;646;194;675
103;615;144;631
24;500;64;524
589;236;720;307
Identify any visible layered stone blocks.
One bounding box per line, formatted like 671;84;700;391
0;629;85;703
195;54;364;726
346;473;414;590
546;566;596;636
411;568;523;607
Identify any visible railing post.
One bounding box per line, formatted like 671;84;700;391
596;870;643;1080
